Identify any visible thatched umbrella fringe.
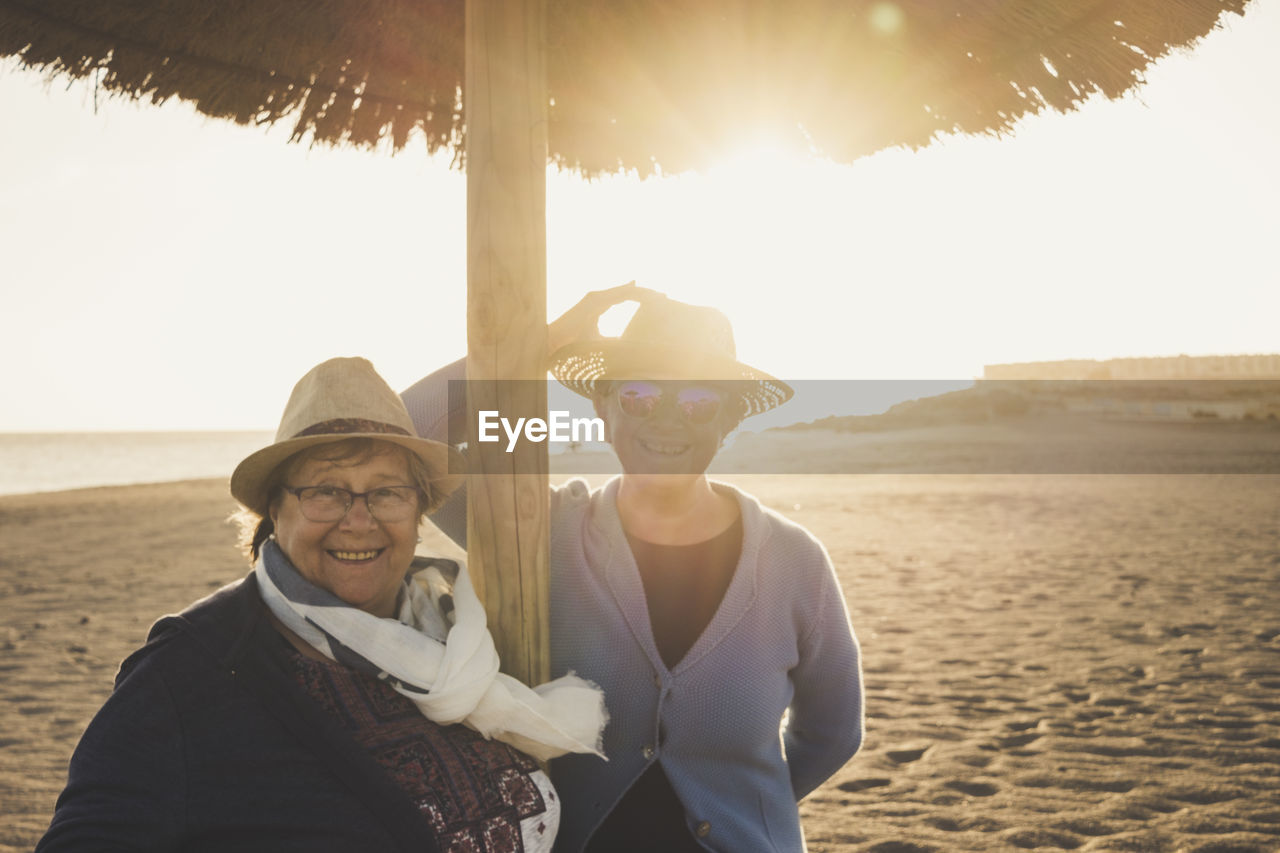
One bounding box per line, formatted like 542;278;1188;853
0;0;1252;173
0;0;463;154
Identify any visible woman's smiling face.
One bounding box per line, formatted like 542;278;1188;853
269;442;420;618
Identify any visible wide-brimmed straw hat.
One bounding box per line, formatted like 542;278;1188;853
549;297;793;418
230;357;462;516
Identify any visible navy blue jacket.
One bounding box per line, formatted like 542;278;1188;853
37;575;440;852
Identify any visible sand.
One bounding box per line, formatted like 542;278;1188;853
2;473;1278;852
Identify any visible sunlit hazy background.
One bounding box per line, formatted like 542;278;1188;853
1;0;1276;432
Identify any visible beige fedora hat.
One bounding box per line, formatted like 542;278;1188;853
230;357;462;516
549;297;793;418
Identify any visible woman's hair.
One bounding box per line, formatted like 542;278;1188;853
233;438;441;563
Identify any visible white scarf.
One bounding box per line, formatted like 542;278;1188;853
255;539;607;762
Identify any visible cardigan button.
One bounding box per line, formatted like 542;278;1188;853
695;821;711;838
641;744;655;760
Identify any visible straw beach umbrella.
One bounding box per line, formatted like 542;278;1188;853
0;1;1253;172
0;0;1253;686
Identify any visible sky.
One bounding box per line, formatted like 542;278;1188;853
1;2;1277;432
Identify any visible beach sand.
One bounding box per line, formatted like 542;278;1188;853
2;474;1278;851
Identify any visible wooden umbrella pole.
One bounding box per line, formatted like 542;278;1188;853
464;0;550;687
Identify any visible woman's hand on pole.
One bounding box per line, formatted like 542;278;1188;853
547;282;663;355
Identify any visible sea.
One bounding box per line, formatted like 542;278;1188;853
0;431;275;497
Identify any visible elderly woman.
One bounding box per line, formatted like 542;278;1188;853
37;357;605;853
403;286;864;852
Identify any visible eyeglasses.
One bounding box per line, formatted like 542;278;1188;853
283;485;422;523
613;380;725;426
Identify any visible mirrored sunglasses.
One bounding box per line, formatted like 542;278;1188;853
614;380;725;426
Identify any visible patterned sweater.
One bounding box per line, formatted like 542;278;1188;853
403;365;864;852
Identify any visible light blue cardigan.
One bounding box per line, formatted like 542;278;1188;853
403;365;864;852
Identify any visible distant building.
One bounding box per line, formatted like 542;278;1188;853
983;353;1280;381
979;354;1280;421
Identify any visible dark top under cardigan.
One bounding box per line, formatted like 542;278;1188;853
36;573;442;853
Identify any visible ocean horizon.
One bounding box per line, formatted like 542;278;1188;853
0;431;275;497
